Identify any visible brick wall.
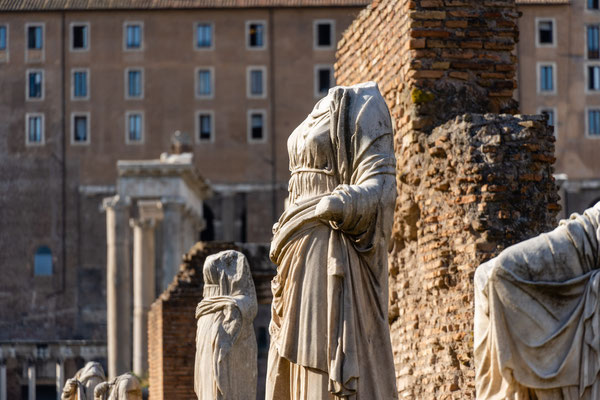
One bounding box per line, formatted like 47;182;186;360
147;242;275;400
335;0;561;398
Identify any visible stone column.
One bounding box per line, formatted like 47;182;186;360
131;200;162;377
160;198;185;291
55;360;64;400
0;362;6;400
27;364;35;400
103;195;132;379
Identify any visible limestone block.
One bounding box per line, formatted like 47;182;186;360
194;250;257;400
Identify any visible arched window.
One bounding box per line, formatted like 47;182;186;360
34;246;53;276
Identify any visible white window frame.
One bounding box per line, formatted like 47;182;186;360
0;23;9;63
247;109;267;143
71;112;91;145
586;107;600;138
69;22;90;52
195;110;215;143
587;0;600;12
25;112;44;146
585;62;600;94
124;67;144;100
194;21;214;51
535;18;556;48
71;68;90;101
314;64;335;98
246;66;267;99
195;66;214;99
313;19;335;50
24;22;45;62
537;106;558;138
123;21;144;52
125;111;144;144
245;20;267;50
536;62;556;95
26;68;44;101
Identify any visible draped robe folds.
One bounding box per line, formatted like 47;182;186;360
194;250;257;400
475;204;600;399
62;362;106;400
267;82;398;399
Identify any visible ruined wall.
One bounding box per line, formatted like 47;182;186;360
335;0;560;398
147;241;275;400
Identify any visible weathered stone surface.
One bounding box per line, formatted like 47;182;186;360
61;362;106;400
94;373;142;400
475;203;600;399
266;82;397;399
194;250;257;400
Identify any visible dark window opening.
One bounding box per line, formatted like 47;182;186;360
199;114;212;141
27;26;42;49
72;25;87;49
317;23;332;47
74;116;88;142
248;23;264;47
538;21;553;44
251;113;264;140
318;68;331;94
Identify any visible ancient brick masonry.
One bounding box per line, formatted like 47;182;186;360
147;242;275;400
335;0;561;398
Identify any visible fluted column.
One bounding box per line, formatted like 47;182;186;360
103;195;132;379
131;200;162;376
55;360;64;400
27;364;35;400
160;198;185;291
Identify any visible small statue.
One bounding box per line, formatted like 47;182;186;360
475;202;600;399
61;361;106;400
194;250;258;400
93;373;142;400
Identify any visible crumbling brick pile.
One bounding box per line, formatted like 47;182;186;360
335;0;561;398
147;242;274;400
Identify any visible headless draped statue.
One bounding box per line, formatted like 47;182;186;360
61;361;106;400
266;82;398;399
194;250;258;400
475;202;600;399
93;373;142;400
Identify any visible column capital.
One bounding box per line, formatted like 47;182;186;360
129;218;156;230
102;195;131;212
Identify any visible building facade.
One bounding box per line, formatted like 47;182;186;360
0;1;368;399
516;0;600;216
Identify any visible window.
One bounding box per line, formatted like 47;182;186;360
246;21;266;49
589;65;600;91
540;109;555;127
34;246;52;276
315;65;334;97
26;113;44;145
125;23;142;50
71;23;89;50
126;68;143;99
196;111;214;142
126;112;143;143
589;0;599;10
589;109;600;136
538;63;555;93
196;23;212;49
27;70;43;100
314;20;334;49
72;113;90;144
248;110;266;142
196;68;213;98
27;25;43;49
72;69;88;100
536;19;554;46
247;66;266;98
0;25;7;50
589;26;599;59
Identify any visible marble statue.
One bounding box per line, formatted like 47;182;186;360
194;250;258;400
266;82;398;399
93;373;142;400
61;361;106;400
475;202;600;399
